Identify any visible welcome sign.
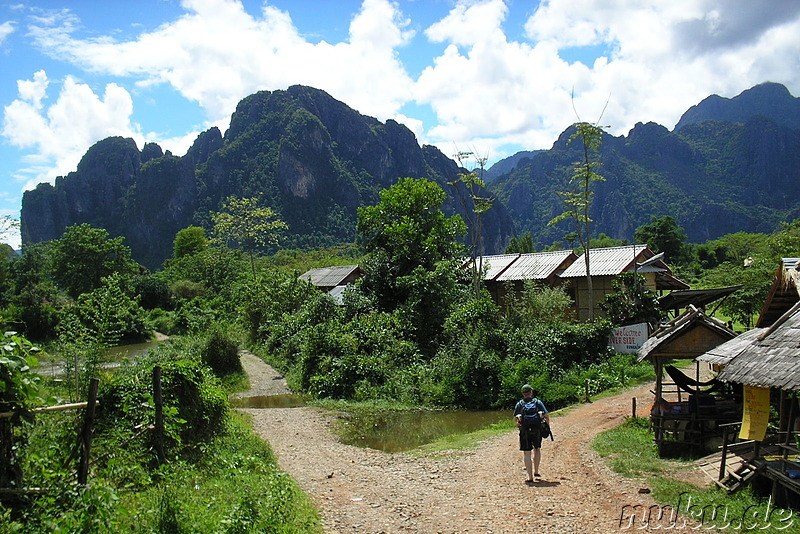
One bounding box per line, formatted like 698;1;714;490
609;323;649;354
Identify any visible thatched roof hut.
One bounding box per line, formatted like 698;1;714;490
711;301;800;392
757;258;800;328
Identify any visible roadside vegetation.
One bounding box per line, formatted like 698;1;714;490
0;179;798;529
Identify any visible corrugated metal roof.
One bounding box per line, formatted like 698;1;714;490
715;301;800;391
479;254;520;281
496;250;575;281
560;244;648;278
299;265;360;287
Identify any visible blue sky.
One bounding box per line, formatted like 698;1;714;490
2;0;800;249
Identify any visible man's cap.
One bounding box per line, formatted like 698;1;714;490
521;384;533;393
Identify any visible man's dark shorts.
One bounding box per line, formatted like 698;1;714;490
519;426;542;450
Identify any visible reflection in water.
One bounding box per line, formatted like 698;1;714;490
335;409;509;453
231;394;307;408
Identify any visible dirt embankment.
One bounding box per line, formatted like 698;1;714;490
237;350;707;533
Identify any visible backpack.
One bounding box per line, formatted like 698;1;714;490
519;398;553;440
520;398;543;429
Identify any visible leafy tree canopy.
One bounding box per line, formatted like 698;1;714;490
600;272;663;328
505;233;536;254
357;177;466;275
50;223;140;299
634;215;690;265
211;196;288;281
173;226;209;260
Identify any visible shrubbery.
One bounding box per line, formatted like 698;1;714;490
96;348;227;457
201;324;243;377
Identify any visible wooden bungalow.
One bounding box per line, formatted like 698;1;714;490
637;305;740;456
695;259;800;505
472;245;687;321
471;250;577;310
559;245;689;321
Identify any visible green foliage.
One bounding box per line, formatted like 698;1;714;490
201;324;243;377
212;196;289;281
0;332;44;488
357;177;466;286
172;226;208;260
132;273;172;311
50;223;140;300
59;273;150;346
700;255;775;328
357;177;467;353
236;271;317;344
600;272;664;327
8;243;62;340
162;246;247;298
96;353;227;457
635;215;690;265
504;232;535;253
504;281;574;326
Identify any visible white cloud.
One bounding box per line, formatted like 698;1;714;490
8;0;800;187
2;71;143;191
414;0;800;161
27;0;415;125
0;20;14;45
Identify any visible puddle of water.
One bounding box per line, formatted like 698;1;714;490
231;394;307;408
335;409;510;453
106;338;164;360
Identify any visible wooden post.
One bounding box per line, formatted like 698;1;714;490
153;366;165;463
632;397;637;419
77;378;99;486
719;426;730;481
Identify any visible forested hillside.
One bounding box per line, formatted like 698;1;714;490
488;82;800;248
20;82;800;267
20;85;515;269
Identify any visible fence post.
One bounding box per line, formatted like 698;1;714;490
153;366;165;463
77;378;99;486
632;397;637;419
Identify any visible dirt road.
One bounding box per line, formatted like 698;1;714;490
238;351;699;533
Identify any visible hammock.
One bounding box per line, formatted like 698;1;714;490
664;365;725;395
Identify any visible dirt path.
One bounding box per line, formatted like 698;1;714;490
237;350;704;533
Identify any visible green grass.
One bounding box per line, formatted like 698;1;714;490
114;413;323;533
410;419;516;458
593;417;800;532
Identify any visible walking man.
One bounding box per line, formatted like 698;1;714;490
513;384;550;485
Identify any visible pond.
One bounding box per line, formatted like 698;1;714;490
333;408;510;453
230;394;307;409
105;337;165;361
232;393;510;453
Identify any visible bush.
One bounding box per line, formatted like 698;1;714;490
201;325;242;377
96;358;227;459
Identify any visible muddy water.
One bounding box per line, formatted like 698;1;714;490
334;409;510;453
234;392;510;453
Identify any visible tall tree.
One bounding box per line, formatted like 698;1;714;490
173;226;209;260
549;121;606;321
50;224;139;299
635;215;688;265
357;177;466;353
211;196;288;283
451;150;494;298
